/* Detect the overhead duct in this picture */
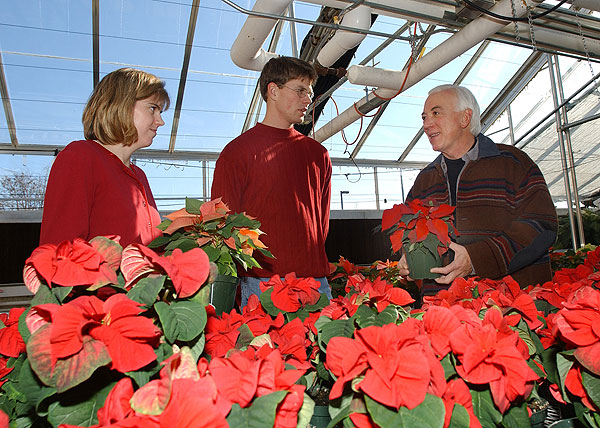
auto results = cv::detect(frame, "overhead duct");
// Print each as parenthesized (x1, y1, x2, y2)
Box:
(230, 0, 291, 71)
(316, 5, 372, 67)
(313, 0, 544, 143)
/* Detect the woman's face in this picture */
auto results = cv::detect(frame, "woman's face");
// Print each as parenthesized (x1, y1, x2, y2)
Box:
(132, 94, 165, 149)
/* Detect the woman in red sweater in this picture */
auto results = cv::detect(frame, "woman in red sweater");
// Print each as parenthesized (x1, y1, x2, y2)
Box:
(40, 68, 170, 247)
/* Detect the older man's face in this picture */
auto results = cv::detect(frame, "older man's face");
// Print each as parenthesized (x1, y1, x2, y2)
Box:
(421, 90, 467, 158)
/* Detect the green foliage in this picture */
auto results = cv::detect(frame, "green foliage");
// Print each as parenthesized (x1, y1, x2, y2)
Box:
(555, 209, 600, 250)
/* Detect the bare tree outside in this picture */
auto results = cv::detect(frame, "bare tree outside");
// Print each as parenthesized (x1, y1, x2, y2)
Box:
(0, 171, 46, 210)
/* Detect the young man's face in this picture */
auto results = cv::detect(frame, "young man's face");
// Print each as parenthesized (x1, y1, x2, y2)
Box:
(271, 77, 313, 128)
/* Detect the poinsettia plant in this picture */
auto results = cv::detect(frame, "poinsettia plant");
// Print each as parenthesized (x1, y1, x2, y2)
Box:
(150, 197, 273, 277)
(382, 198, 458, 279)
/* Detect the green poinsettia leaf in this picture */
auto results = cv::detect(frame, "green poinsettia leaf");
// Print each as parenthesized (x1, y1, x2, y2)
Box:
(297, 393, 315, 428)
(189, 334, 206, 362)
(46, 375, 116, 427)
(156, 218, 172, 232)
(30, 283, 59, 306)
(374, 305, 398, 326)
(185, 197, 203, 214)
(154, 300, 207, 343)
(165, 237, 198, 253)
(447, 403, 470, 428)
(18, 358, 56, 410)
(352, 304, 377, 328)
(127, 275, 165, 306)
(18, 307, 32, 344)
(235, 324, 255, 350)
(501, 400, 529, 428)
(582, 370, 600, 409)
(226, 390, 288, 428)
(259, 288, 282, 317)
(440, 353, 458, 379)
(201, 245, 220, 263)
(227, 213, 261, 229)
(53, 337, 112, 393)
(541, 346, 560, 385)
(557, 351, 576, 402)
(148, 233, 173, 248)
(317, 319, 355, 352)
(52, 286, 73, 304)
(365, 394, 445, 427)
(470, 388, 502, 427)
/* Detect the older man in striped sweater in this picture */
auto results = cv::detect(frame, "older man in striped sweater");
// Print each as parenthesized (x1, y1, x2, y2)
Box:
(400, 84, 557, 293)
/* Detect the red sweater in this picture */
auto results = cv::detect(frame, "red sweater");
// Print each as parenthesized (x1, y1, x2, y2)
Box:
(211, 123, 331, 278)
(40, 140, 162, 247)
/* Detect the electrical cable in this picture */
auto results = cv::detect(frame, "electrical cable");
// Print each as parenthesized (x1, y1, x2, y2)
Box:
(461, 0, 569, 23)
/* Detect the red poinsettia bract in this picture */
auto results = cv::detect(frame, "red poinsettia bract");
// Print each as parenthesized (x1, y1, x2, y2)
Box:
(23, 237, 121, 292)
(553, 286, 600, 376)
(27, 294, 160, 373)
(382, 199, 456, 253)
(121, 244, 210, 298)
(449, 308, 539, 413)
(327, 320, 445, 410)
(0, 307, 26, 357)
(260, 272, 321, 312)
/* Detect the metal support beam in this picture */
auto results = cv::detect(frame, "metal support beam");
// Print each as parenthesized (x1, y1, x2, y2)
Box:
(0, 51, 18, 147)
(548, 53, 578, 251)
(553, 54, 585, 247)
(399, 39, 490, 162)
(351, 24, 436, 160)
(168, 0, 200, 153)
(92, 0, 100, 88)
(374, 166, 380, 210)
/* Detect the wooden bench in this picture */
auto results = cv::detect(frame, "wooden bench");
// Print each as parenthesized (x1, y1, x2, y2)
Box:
(0, 283, 34, 313)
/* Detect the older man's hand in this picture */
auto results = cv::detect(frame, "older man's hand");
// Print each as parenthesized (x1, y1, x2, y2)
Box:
(398, 253, 410, 278)
(430, 242, 473, 284)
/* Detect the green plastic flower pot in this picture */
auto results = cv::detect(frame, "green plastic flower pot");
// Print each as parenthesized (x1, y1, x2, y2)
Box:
(404, 247, 442, 279)
(209, 274, 239, 316)
(548, 418, 580, 428)
(308, 405, 331, 428)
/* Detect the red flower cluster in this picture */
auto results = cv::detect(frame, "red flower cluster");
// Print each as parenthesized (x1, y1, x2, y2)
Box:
(449, 308, 539, 413)
(23, 237, 121, 292)
(0, 307, 26, 358)
(26, 294, 161, 373)
(381, 198, 456, 254)
(327, 320, 445, 410)
(207, 346, 307, 428)
(121, 244, 210, 298)
(260, 272, 321, 312)
(345, 274, 414, 311)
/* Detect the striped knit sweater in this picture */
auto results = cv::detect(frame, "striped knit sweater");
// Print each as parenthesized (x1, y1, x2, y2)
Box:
(407, 134, 557, 289)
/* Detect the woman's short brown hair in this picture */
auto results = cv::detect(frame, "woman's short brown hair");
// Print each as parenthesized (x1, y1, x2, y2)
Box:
(259, 57, 317, 101)
(82, 68, 170, 146)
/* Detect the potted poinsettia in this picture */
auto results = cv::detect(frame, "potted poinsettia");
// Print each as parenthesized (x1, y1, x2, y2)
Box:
(150, 197, 273, 314)
(382, 198, 457, 279)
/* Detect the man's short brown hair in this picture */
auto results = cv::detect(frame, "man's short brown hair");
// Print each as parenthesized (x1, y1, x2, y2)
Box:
(259, 57, 317, 101)
(82, 68, 170, 146)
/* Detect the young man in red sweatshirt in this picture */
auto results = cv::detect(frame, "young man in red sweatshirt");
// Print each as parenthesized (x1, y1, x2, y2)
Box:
(211, 56, 332, 306)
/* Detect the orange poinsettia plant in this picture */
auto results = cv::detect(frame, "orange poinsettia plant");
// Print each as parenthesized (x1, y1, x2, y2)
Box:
(150, 197, 273, 277)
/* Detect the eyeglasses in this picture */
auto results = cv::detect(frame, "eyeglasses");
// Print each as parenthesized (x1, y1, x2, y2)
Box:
(280, 85, 314, 100)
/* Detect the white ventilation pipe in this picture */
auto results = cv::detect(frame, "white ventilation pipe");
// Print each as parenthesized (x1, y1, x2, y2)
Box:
(313, 0, 544, 142)
(302, 0, 454, 23)
(512, 23, 600, 57)
(230, 0, 292, 71)
(316, 5, 372, 67)
(568, 0, 600, 12)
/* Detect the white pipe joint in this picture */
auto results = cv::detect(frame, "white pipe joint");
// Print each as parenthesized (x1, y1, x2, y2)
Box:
(230, 0, 292, 71)
(316, 5, 372, 67)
